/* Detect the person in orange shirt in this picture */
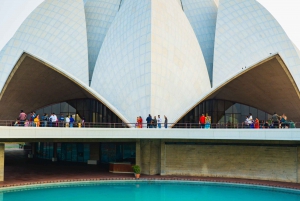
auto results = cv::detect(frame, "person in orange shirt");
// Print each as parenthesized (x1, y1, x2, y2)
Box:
(254, 117, 259, 129)
(199, 114, 206, 129)
(138, 116, 143, 128)
(34, 115, 40, 127)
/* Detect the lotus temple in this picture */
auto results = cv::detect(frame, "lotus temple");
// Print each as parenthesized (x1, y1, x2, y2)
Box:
(0, 0, 299, 187)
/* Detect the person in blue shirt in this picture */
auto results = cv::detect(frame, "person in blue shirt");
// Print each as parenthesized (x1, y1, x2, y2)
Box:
(59, 114, 65, 127)
(146, 114, 152, 128)
(70, 115, 75, 128)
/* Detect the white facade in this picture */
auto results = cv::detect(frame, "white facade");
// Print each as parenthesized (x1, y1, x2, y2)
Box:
(181, 0, 217, 84)
(0, 0, 300, 124)
(0, 0, 89, 87)
(84, 0, 120, 82)
(213, 0, 300, 88)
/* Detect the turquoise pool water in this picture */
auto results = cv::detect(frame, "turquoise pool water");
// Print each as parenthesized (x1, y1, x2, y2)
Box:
(1, 181, 300, 201)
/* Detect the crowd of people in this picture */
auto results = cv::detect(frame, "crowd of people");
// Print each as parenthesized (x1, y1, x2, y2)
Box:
(243, 112, 294, 129)
(15, 110, 85, 127)
(13, 110, 294, 129)
(136, 114, 168, 128)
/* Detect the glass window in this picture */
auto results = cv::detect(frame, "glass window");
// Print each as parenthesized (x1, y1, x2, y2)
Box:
(60, 102, 69, 112)
(232, 103, 240, 113)
(51, 103, 60, 114)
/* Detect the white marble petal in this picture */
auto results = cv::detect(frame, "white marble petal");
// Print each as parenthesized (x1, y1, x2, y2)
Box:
(92, 0, 210, 124)
(181, 0, 217, 84)
(0, 0, 89, 91)
(213, 0, 300, 89)
(84, 0, 121, 83)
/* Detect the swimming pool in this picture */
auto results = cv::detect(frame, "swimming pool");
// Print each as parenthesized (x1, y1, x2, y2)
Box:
(1, 181, 300, 201)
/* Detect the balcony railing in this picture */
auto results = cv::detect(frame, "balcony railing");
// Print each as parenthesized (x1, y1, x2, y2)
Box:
(0, 120, 298, 129)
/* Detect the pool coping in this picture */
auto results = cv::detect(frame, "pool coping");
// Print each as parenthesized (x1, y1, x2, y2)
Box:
(1, 177, 300, 192)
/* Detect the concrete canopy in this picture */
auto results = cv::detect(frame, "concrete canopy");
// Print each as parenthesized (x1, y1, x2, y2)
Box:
(0, 53, 126, 121)
(205, 54, 300, 122)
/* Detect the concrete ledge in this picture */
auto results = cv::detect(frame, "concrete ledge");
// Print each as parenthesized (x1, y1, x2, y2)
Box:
(0, 127, 299, 141)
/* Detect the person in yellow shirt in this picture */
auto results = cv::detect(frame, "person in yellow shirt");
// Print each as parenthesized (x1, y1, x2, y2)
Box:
(34, 115, 40, 127)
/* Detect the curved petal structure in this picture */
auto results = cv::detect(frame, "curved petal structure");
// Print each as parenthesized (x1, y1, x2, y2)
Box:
(91, 0, 152, 123)
(0, 0, 89, 92)
(0, 0, 44, 51)
(84, 0, 121, 83)
(181, 0, 218, 84)
(91, 0, 210, 123)
(213, 0, 300, 89)
(151, 0, 210, 123)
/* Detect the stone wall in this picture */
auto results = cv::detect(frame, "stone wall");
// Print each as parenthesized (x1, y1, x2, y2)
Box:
(161, 143, 298, 182)
(140, 140, 161, 175)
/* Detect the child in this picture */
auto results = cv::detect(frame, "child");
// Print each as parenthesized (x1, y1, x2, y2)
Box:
(24, 120, 29, 127)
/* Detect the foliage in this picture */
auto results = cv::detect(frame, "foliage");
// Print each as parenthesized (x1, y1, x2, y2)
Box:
(132, 165, 141, 174)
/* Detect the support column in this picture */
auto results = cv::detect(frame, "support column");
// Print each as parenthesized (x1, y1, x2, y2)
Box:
(52, 143, 57, 162)
(140, 139, 161, 175)
(0, 143, 4, 181)
(297, 146, 300, 183)
(88, 143, 100, 165)
(135, 139, 141, 166)
(160, 140, 166, 175)
(28, 143, 35, 158)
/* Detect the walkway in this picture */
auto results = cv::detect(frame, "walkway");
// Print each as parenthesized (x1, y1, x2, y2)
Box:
(2, 149, 300, 190)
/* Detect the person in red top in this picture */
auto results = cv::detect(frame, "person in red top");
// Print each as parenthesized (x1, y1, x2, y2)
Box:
(254, 118, 260, 129)
(199, 114, 206, 129)
(138, 116, 143, 128)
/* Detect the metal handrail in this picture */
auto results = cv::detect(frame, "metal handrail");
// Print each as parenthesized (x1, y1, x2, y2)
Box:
(1, 120, 299, 129)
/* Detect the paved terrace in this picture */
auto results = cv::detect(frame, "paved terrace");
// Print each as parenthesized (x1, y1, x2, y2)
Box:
(0, 127, 300, 141)
(2, 149, 300, 190)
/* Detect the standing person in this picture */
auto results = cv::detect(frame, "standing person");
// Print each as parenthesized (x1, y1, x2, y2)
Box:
(164, 115, 168, 129)
(254, 117, 259, 129)
(70, 115, 75, 128)
(272, 112, 279, 128)
(53, 113, 58, 127)
(199, 114, 205, 129)
(81, 117, 85, 127)
(59, 114, 65, 127)
(244, 116, 249, 128)
(146, 114, 152, 128)
(65, 115, 70, 127)
(136, 117, 139, 128)
(51, 113, 57, 127)
(24, 119, 29, 127)
(43, 113, 48, 127)
(18, 110, 27, 126)
(139, 116, 143, 128)
(248, 113, 253, 127)
(34, 115, 40, 127)
(153, 116, 157, 128)
(157, 115, 162, 128)
(263, 120, 269, 128)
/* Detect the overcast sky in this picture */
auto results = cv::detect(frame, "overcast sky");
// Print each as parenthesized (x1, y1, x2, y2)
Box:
(0, 0, 299, 51)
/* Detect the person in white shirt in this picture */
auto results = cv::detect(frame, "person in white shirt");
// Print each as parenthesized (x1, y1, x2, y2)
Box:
(244, 116, 249, 128)
(65, 115, 70, 127)
(51, 113, 57, 127)
(248, 113, 253, 126)
(157, 115, 162, 128)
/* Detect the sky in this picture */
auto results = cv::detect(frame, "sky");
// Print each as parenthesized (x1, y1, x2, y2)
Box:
(0, 0, 299, 51)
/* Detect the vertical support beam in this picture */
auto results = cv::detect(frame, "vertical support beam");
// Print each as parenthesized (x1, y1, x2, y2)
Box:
(135, 139, 141, 166)
(28, 143, 35, 158)
(52, 143, 57, 162)
(297, 146, 300, 183)
(140, 139, 161, 175)
(0, 143, 4, 181)
(88, 142, 100, 165)
(160, 140, 166, 175)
